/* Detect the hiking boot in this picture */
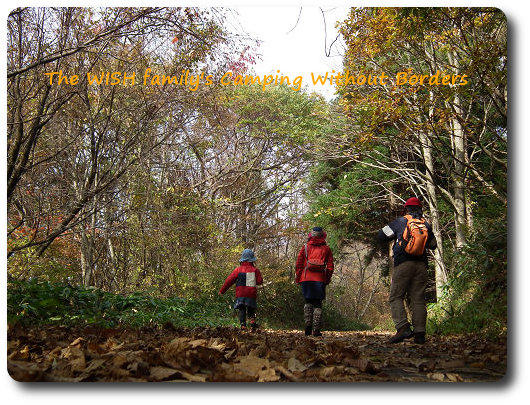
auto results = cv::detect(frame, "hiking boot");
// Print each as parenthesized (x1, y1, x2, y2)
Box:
(414, 332, 425, 344)
(388, 324, 413, 343)
(304, 304, 313, 336)
(312, 308, 322, 337)
(240, 324, 247, 331)
(250, 321, 259, 330)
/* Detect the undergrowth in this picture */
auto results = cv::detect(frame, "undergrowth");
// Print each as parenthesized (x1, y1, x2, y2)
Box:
(7, 278, 369, 331)
(426, 221, 507, 339)
(7, 278, 238, 329)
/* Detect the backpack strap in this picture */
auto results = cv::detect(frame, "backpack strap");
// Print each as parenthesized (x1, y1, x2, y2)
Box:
(399, 216, 409, 246)
(303, 244, 308, 279)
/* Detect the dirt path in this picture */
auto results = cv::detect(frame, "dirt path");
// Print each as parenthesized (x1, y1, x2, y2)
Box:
(7, 325, 507, 382)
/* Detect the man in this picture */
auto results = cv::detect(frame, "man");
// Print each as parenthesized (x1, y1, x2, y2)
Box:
(295, 227, 334, 337)
(378, 197, 437, 344)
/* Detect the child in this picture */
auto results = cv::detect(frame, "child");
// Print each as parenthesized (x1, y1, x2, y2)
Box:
(295, 227, 334, 337)
(219, 249, 263, 330)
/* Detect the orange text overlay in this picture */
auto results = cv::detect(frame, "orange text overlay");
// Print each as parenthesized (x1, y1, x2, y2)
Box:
(44, 69, 468, 91)
(311, 70, 468, 86)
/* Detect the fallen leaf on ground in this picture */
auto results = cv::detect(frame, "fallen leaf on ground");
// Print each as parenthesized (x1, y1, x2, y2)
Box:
(7, 325, 507, 382)
(428, 372, 446, 381)
(288, 357, 307, 372)
(150, 366, 179, 381)
(446, 373, 464, 382)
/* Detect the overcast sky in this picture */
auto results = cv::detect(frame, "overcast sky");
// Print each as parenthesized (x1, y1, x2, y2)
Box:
(227, 6, 351, 100)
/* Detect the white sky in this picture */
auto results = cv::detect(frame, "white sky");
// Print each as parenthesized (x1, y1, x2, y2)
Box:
(227, 6, 350, 100)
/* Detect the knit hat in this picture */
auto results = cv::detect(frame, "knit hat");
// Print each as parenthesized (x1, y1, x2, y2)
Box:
(404, 197, 422, 208)
(311, 227, 324, 238)
(239, 248, 257, 262)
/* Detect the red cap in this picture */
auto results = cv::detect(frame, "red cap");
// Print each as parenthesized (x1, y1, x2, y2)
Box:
(404, 197, 422, 207)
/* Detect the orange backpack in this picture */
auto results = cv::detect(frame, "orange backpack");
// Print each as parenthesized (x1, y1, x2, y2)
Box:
(400, 215, 428, 256)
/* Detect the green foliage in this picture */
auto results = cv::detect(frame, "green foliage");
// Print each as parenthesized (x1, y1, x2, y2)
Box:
(224, 83, 329, 145)
(258, 278, 305, 328)
(427, 220, 507, 338)
(7, 277, 372, 332)
(322, 303, 372, 332)
(256, 275, 371, 331)
(7, 278, 238, 329)
(304, 154, 392, 253)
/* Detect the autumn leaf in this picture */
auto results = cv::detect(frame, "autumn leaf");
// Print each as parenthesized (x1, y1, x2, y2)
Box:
(446, 373, 464, 382)
(287, 357, 307, 373)
(60, 346, 86, 372)
(176, 370, 207, 382)
(428, 372, 446, 382)
(84, 358, 107, 374)
(7, 325, 507, 382)
(258, 367, 280, 382)
(150, 366, 180, 381)
(111, 352, 128, 368)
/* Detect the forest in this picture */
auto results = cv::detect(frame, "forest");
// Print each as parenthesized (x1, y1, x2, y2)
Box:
(7, 7, 507, 382)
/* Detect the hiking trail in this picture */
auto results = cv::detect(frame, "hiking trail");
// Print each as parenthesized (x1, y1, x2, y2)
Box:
(7, 325, 507, 382)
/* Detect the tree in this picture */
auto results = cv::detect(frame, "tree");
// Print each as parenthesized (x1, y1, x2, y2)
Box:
(325, 7, 507, 296)
(7, 7, 239, 261)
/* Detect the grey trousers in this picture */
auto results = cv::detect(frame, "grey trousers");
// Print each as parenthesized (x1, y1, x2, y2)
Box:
(389, 261, 428, 333)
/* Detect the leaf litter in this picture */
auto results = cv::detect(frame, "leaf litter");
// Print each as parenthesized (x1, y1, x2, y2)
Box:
(7, 325, 506, 382)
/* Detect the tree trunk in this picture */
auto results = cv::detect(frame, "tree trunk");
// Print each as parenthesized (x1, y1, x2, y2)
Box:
(420, 130, 447, 298)
(419, 86, 448, 298)
(80, 178, 98, 287)
(107, 237, 117, 291)
(388, 187, 397, 278)
(448, 51, 467, 248)
(80, 231, 94, 286)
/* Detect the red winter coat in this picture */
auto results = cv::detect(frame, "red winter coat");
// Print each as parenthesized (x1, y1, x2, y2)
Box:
(219, 261, 263, 299)
(295, 234, 334, 284)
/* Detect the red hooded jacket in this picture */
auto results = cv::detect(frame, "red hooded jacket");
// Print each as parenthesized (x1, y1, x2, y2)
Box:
(295, 233, 334, 284)
(219, 261, 263, 299)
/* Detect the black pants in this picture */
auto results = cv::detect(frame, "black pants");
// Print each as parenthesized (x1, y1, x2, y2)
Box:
(238, 305, 256, 326)
(305, 298, 322, 308)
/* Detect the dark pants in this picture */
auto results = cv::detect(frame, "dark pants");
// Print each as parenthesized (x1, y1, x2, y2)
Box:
(389, 261, 428, 332)
(301, 281, 326, 301)
(238, 305, 256, 326)
(305, 298, 322, 308)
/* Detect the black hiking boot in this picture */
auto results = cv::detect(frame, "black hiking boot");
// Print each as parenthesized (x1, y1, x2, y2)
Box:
(305, 325, 312, 336)
(414, 332, 425, 344)
(388, 324, 413, 343)
(312, 330, 322, 337)
(250, 321, 259, 330)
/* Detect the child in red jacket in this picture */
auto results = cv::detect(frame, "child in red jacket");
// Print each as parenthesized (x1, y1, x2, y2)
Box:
(295, 227, 334, 336)
(219, 249, 263, 329)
